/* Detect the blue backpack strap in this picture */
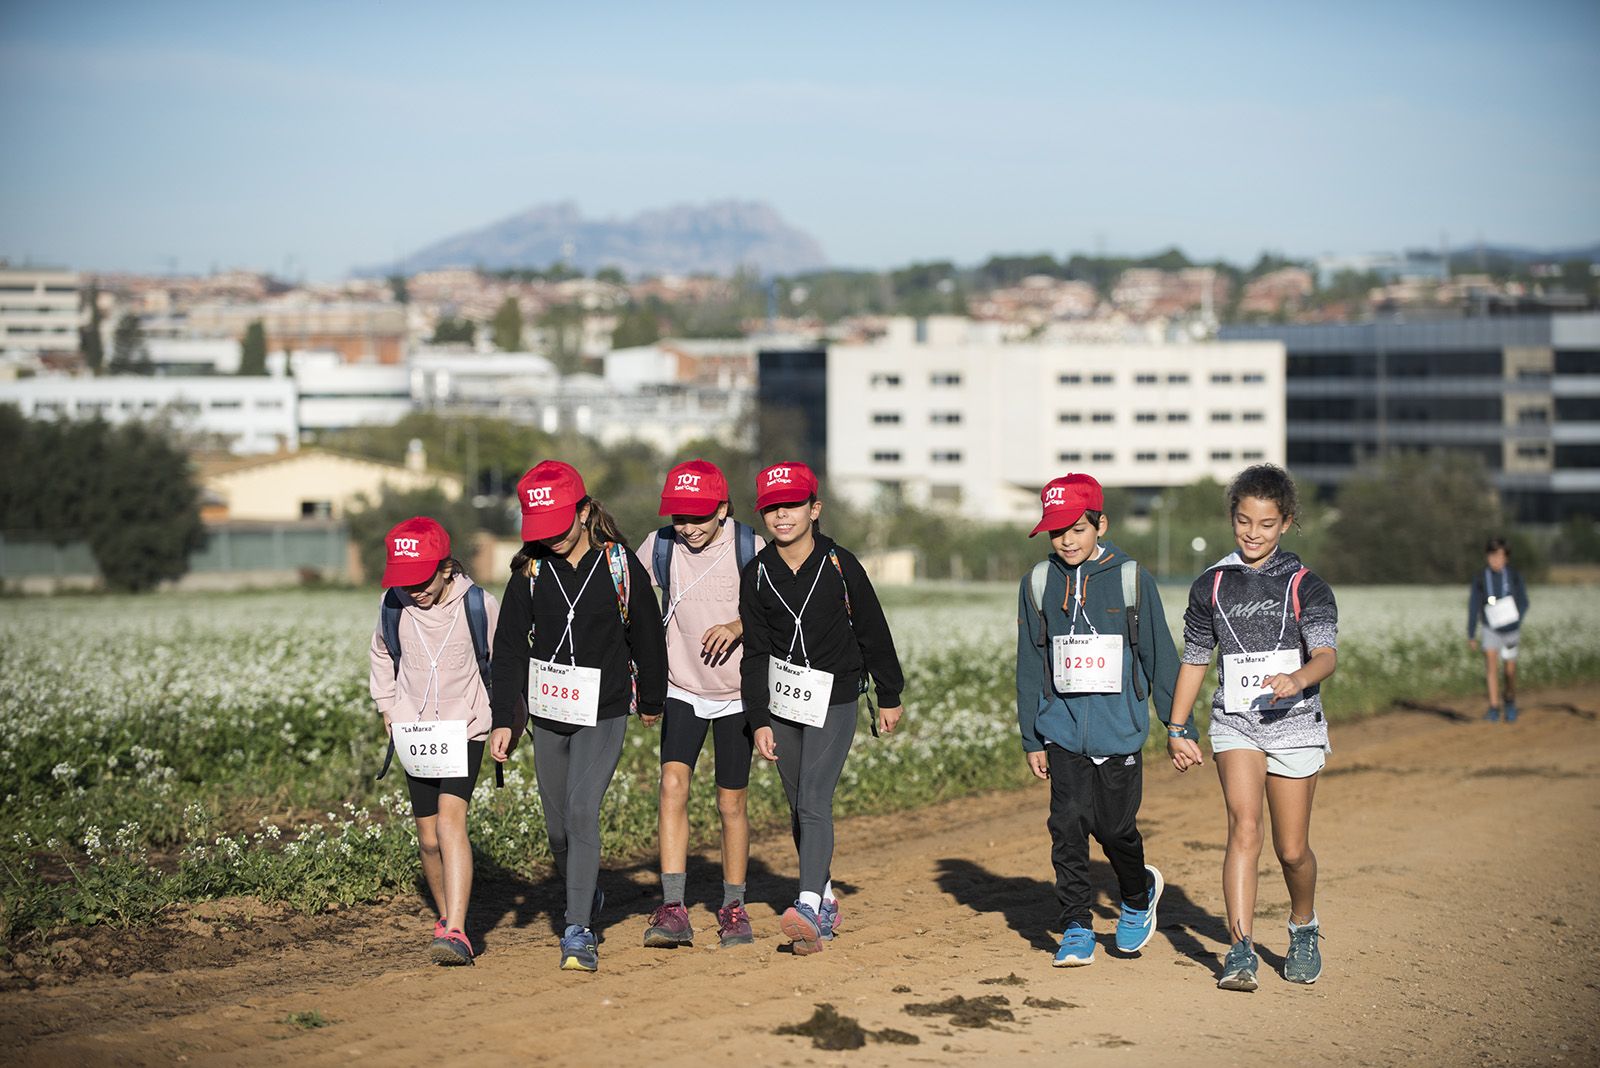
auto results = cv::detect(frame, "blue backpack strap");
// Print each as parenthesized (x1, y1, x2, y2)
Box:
(652, 525, 674, 614)
(734, 521, 756, 572)
(603, 542, 640, 714)
(375, 589, 407, 780)
(464, 584, 492, 699)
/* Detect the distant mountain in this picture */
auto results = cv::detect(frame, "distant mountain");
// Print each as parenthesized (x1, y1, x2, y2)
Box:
(367, 200, 827, 278)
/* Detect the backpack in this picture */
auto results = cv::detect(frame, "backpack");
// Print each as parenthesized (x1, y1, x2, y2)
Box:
(650, 520, 758, 615)
(528, 542, 639, 716)
(374, 583, 509, 785)
(1023, 557, 1148, 702)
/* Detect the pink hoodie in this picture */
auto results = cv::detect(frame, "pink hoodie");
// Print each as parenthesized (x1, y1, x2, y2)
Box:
(637, 519, 762, 700)
(369, 573, 499, 742)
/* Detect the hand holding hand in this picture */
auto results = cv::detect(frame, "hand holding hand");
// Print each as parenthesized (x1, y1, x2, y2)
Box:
(1168, 735, 1204, 773)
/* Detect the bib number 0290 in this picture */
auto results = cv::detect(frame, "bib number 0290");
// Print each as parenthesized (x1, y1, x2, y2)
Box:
(1050, 633, 1123, 693)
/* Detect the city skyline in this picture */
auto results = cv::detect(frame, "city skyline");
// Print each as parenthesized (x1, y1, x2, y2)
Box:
(2, 1, 1597, 279)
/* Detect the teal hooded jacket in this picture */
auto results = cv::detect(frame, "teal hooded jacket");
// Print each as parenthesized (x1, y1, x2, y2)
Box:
(1015, 540, 1181, 758)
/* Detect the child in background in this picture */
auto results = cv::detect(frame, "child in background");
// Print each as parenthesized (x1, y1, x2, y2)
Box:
(1166, 463, 1338, 992)
(740, 462, 905, 955)
(1015, 474, 1178, 968)
(1468, 537, 1530, 722)
(369, 516, 498, 967)
(638, 459, 763, 949)
(488, 461, 667, 973)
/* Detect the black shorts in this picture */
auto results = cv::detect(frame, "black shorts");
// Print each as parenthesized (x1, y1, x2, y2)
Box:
(405, 738, 486, 818)
(659, 697, 754, 790)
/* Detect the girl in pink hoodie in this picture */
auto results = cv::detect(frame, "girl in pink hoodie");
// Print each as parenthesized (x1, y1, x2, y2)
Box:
(369, 516, 499, 966)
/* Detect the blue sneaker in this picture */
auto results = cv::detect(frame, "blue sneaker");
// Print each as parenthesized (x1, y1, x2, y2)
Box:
(1282, 922, 1323, 984)
(1217, 938, 1258, 991)
(559, 924, 598, 972)
(1053, 923, 1095, 967)
(818, 897, 840, 941)
(1484, 706, 1501, 722)
(780, 901, 825, 956)
(1504, 701, 1519, 723)
(1115, 864, 1164, 953)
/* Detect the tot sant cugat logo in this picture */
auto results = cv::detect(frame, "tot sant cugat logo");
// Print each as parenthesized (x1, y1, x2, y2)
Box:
(393, 537, 421, 557)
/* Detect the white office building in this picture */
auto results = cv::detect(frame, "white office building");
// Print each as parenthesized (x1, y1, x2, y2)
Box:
(0, 375, 298, 454)
(828, 317, 1286, 522)
(266, 351, 411, 434)
(0, 267, 84, 356)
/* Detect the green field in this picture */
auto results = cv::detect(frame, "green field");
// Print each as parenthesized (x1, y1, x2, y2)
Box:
(3, 582, 1597, 938)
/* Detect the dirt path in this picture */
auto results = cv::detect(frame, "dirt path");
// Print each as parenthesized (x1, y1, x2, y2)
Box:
(4, 687, 1599, 1067)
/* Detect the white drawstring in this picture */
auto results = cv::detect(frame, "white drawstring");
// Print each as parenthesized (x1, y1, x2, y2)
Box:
(759, 559, 828, 667)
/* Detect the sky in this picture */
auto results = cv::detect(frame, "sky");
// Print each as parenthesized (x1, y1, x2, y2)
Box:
(1, 0, 1597, 279)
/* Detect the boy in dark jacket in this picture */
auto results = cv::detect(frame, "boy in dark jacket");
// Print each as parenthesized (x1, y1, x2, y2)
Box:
(1015, 473, 1182, 967)
(1467, 537, 1530, 722)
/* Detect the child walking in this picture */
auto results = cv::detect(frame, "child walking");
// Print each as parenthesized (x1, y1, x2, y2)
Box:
(488, 461, 667, 973)
(1015, 474, 1179, 968)
(638, 459, 763, 949)
(369, 516, 497, 966)
(1165, 463, 1338, 991)
(1468, 537, 1529, 722)
(739, 462, 905, 955)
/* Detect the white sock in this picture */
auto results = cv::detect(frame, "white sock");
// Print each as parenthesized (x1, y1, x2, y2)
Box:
(822, 881, 835, 903)
(799, 891, 822, 912)
(1289, 911, 1319, 931)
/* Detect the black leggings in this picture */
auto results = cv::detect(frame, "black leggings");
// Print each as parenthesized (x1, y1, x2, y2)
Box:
(406, 739, 486, 818)
(658, 697, 755, 789)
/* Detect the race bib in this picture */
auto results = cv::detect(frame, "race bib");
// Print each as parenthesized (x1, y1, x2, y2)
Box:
(1222, 648, 1304, 717)
(1051, 633, 1123, 693)
(530, 659, 602, 727)
(393, 719, 468, 779)
(1484, 598, 1520, 629)
(767, 658, 833, 728)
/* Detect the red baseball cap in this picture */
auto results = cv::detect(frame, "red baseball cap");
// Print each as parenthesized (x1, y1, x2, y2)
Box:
(517, 460, 587, 542)
(381, 516, 450, 587)
(659, 459, 729, 516)
(1029, 473, 1105, 537)
(755, 461, 819, 510)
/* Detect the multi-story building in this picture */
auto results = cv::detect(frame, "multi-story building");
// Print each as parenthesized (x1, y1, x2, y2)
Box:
(185, 300, 407, 364)
(1221, 313, 1600, 522)
(0, 375, 297, 454)
(824, 317, 1285, 522)
(0, 266, 84, 356)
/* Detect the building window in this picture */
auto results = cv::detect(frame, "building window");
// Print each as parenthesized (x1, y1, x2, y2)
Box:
(930, 411, 963, 425)
(931, 372, 962, 387)
(301, 500, 333, 519)
(1058, 451, 1082, 463)
(1135, 373, 1157, 385)
(1210, 373, 1233, 384)
(210, 399, 242, 410)
(931, 450, 963, 464)
(1091, 412, 1114, 424)
(1242, 372, 1265, 384)
(1242, 450, 1265, 460)
(1211, 449, 1233, 461)
(1091, 373, 1114, 385)
(1091, 451, 1114, 462)
(1517, 408, 1550, 425)
(872, 411, 902, 425)
(1242, 411, 1265, 423)
(1516, 443, 1550, 459)
(1166, 412, 1189, 423)
(1058, 412, 1082, 424)
(1167, 373, 1190, 385)
(870, 372, 902, 387)
(872, 450, 901, 463)
(929, 484, 962, 504)
(1059, 373, 1082, 385)
(1211, 411, 1233, 423)
(256, 399, 284, 410)
(1135, 451, 1158, 462)
(1134, 412, 1157, 424)
(1168, 450, 1190, 462)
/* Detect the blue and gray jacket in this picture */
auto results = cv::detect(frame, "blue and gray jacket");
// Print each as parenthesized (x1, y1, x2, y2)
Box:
(1467, 565, 1529, 638)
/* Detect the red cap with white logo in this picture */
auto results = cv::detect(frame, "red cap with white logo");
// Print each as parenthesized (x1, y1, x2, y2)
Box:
(1029, 473, 1105, 537)
(517, 460, 587, 542)
(381, 516, 450, 587)
(659, 459, 729, 516)
(755, 461, 819, 510)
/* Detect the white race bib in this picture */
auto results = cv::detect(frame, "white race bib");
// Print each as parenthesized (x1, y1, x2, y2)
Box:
(1051, 633, 1123, 693)
(393, 719, 469, 779)
(1222, 648, 1304, 717)
(1484, 598, 1520, 629)
(530, 659, 602, 727)
(767, 658, 833, 728)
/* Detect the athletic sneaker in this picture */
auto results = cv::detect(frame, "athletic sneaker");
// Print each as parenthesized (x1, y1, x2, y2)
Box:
(819, 897, 841, 940)
(1115, 864, 1165, 953)
(1217, 938, 1259, 991)
(717, 901, 754, 947)
(433, 917, 447, 940)
(643, 902, 694, 948)
(1504, 701, 1519, 723)
(429, 928, 474, 966)
(780, 901, 825, 956)
(1484, 706, 1501, 722)
(1283, 924, 1323, 984)
(559, 924, 599, 972)
(1053, 923, 1095, 967)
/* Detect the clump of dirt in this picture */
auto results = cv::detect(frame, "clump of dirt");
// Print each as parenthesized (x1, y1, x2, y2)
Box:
(873, 1029, 920, 1045)
(903, 994, 1015, 1028)
(891, 984, 911, 993)
(1469, 766, 1581, 779)
(1023, 996, 1076, 1010)
(979, 973, 1027, 986)
(776, 1004, 867, 1050)
(1183, 840, 1225, 852)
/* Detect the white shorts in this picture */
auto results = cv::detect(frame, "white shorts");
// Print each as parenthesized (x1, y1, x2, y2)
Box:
(1481, 627, 1520, 662)
(1210, 735, 1328, 778)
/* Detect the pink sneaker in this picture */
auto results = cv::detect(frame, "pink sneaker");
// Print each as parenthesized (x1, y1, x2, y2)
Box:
(717, 901, 754, 947)
(433, 917, 447, 940)
(430, 928, 474, 966)
(780, 902, 825, 956)
(643, 902, 694, 948)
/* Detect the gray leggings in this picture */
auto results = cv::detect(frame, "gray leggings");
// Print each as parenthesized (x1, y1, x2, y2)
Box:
(770, 701, 858, 897)
(532, 715, 628, 928)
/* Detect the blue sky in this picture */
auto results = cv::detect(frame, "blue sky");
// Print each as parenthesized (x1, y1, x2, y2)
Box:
(2, 1, 1596, 278)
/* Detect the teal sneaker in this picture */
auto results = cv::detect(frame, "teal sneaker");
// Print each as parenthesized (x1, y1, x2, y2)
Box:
(1283, 923, 1323, 984)
(559, 924, 599, 972)
(1053, 923, 1095, 967)
(1217, 938, 1258, 991)
(1115, 865, 1164, 953)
